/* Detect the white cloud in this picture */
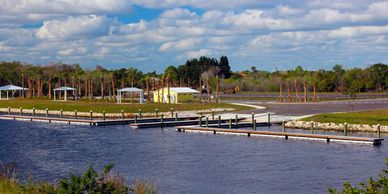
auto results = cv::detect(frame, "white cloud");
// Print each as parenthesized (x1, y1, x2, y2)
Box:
(1, 0, 388, 71)
(36, 15, 112, 40)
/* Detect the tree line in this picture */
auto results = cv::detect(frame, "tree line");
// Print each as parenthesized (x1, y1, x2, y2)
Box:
(0, 57, 387, 101)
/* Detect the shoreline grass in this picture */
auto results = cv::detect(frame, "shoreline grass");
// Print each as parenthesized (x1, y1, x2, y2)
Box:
(301, 109, 388, 125)
(0, 99, 252, 113)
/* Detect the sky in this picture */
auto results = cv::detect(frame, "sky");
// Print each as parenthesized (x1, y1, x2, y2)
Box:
(1, 0, 388, 72)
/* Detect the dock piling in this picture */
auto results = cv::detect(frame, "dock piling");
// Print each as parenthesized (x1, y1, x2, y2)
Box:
(75, 110, 78, 119)
(161, 115, 164, 128)
(155, 109, 159, 117)
(377, 124, 381, 139)
(19, 107, 22, 116)
(311, 121, 314, 134)
(251, 113, 254, 125)
(229, 118, 232, 129)
(32, 108, 36, 116)
(121, 110, 124, 119)
(267, 112, 271, 125)
(90, 111, 93, 120)
(175, 113, 178, 121)
(253, 119, 257, 130)
(344, 123, 348, 136)
(218, 115, 221, 127)
(199, 116, 202, 127)
(212, 111, 215, 120)
(205, 117, 208, 127)
(135, 115, 138, 124)
(235, 114, 238, 128)
(139, 109, 142, 118)
(45, 108, 48, 117)
(170, 108, 174, 117)
(60, 109, 63, 118)
(103, 111, 106, 120)
(282, 120, 285, 132)
(7, 107, 10, 115)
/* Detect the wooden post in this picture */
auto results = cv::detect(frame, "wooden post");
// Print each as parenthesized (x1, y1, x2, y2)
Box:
(155, 109, 159, 117)
(310, 121, 314, 134)
(175, 112, 178, 121)
(135, 115, 138, 124)
(8, 107, 10, 115)
(282, 120, 285, 132)
(253, 119, 257, 130)
(160, 115, 164, 128)
(103, 111, 106, 120)
(32, 108, 36, 116)
(170, 108, 174, 117)
(377, 124, 381, 139)
(90, 111, 93, 120)
(235, 114, 238, 128)
(212, 111, 215, 120)
(205, 117, 208, 127)
(45, 108, 48, 117)
(199, 116, 202, 127)
(218, 115, 221, 127)
(60, 109, 63, 118)
(344, 123, 348, 136)
(229, 118, 232, 129)
(75, 110, 78, 119)
(19, 107, 22, 116)
(139, 109, 142, 118)
(251, 113, 254, 124)
(121, 110, 124, 119)
(267, 112, 271, 125)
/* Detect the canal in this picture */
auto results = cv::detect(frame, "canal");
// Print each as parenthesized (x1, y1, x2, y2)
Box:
(0, 120, 387, 193)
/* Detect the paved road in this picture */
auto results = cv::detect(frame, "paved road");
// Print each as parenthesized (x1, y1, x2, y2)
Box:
(238, 98, 388, 116)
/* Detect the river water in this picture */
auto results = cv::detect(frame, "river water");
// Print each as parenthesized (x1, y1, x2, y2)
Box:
(0, 120, 387, 194)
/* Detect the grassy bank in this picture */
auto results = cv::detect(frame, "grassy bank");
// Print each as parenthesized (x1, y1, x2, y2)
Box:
(0, 99, 251, 113)
(301, 110, 388, 125)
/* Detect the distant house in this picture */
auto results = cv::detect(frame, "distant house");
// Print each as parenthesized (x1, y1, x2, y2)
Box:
(153, 87, 199, 104)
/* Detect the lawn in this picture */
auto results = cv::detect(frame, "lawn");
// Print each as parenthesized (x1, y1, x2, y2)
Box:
(0, 99, 251, 113)
(301, 110, 388, 125)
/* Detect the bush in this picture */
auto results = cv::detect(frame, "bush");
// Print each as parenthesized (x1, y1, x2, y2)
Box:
(328, 158, 388, 194)
(0, 162, 156, 194)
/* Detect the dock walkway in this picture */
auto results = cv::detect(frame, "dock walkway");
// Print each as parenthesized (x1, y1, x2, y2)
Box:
(0, 115, 199, 126)
(176, 126, 384, 145)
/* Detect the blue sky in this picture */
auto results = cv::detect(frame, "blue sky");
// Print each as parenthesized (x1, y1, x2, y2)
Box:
(0, 0, 388, 72)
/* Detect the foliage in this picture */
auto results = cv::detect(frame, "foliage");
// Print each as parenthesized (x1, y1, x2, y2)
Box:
(327, 158, 388, 194)
(0, 162, 156, 194)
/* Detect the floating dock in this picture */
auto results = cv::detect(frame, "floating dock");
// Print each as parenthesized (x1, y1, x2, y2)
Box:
(130, 118, 245, 129)
(0, 115, 200, 126)
(176, 126, 384, 145)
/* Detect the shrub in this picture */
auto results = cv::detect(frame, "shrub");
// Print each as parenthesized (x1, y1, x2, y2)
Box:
(328, 158, 388, 194)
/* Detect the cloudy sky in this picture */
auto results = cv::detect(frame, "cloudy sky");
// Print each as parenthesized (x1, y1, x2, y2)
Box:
(1, 0, 388, 72)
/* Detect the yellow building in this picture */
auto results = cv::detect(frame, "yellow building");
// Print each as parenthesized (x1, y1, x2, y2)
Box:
(153, 87, 199, 104)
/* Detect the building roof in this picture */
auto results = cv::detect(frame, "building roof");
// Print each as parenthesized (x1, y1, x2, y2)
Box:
(0, 85, 28, 91)
(163, 87, 199, 93)
(117, 87, 143, 92)
(53, 87, 77, 91)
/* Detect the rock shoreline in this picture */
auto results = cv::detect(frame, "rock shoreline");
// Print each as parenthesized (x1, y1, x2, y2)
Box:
(285, 120, 388, 133)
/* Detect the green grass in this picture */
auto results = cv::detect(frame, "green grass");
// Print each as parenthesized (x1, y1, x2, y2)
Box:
(301, 110, 388, 125)
(0, 99, 251, 113)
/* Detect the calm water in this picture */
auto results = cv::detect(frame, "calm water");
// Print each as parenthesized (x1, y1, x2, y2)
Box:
(0, 120, 387, 194)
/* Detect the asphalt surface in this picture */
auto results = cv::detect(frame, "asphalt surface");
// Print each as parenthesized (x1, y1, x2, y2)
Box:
(238, 98, 388, 116)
